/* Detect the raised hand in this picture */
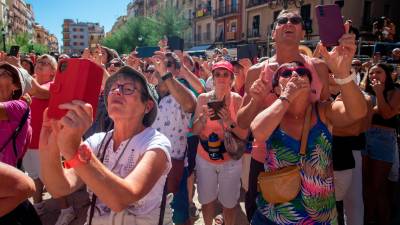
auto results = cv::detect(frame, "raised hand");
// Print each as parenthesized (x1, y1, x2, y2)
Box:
(56, 100, 93, 159)
(250, 70, 271, 103)
(371, 78, 384, 94)
(280, 75, 311, 102)
(319, 22, 356, 78)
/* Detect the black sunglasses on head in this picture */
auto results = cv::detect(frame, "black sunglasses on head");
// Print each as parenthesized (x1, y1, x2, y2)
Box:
(276, 16, 303, 25)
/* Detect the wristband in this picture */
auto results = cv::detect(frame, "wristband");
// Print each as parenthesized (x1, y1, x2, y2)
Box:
(63, 144, 92, 169)
(161, 72, 173, 81)
(333, 71, 356, 85)
(278, 96, 290, 104)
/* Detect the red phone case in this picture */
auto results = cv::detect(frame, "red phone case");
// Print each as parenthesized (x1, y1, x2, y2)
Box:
(315, 4, 344, 47)
(47, 58, 104, 120)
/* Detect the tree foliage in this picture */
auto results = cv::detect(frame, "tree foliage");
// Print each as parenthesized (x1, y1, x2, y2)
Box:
(102, 3, 189, 54)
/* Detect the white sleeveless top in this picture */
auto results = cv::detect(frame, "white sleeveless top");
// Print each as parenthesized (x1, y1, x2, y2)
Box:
(84, 127, 172, 216)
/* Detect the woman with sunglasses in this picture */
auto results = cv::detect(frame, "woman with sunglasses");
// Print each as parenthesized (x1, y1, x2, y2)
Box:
(361, 63, 400, 225)
(192, 61, 248, 225)
(39, 66, 173, 225)
(250, 36, 367, 224)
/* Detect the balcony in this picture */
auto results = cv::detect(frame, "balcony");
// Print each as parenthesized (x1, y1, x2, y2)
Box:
(194, 7, 212, 19)
(247, 28, 261, 38)
(226, 31, 236, 41)
(246, 0, 269, 8)
(214, 4, 239, 19)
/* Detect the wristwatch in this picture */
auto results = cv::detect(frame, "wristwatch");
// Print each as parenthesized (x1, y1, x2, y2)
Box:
(161, 72, 173, 81)
(64, 144, 92, 169)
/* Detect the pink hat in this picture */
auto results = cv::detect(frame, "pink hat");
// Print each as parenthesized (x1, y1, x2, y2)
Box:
(212, 60, 234, 74)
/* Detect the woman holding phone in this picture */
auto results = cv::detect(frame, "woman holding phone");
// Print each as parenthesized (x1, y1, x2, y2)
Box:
(192, 60, 248, 225)
(250, 26, 367, 224)
(361, 63, 400, 224)
(39, 66, 173, 225)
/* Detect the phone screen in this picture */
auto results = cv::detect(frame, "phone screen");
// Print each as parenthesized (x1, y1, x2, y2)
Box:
(9, 46, 20, 57)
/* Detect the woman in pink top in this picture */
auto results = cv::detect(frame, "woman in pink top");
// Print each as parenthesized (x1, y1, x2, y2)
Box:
(0, 63, 31, 167)
(192, 61, 248, 225)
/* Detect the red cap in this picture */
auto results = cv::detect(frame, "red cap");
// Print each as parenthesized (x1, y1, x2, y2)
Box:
(212, 60, 234, 74)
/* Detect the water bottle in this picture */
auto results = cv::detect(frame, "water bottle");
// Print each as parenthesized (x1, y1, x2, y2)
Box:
(208, 132, 223, 160)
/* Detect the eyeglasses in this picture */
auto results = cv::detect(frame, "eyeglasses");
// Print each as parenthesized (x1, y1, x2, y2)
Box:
(276, 16, 303, 25)
(36, 60, 52, 66)
(109, 83, 138, 95)
(279, 67, 311, 78)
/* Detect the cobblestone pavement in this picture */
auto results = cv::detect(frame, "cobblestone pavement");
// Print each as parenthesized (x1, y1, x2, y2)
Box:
(36, 186, 249, 225)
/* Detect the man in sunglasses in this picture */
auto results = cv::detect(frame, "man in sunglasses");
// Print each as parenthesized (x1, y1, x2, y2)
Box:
(237, 9, 333, 222)
(105, 58, 125, 75)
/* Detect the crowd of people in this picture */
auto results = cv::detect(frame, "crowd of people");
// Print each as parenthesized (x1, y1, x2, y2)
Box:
(1, 9, 400, 225)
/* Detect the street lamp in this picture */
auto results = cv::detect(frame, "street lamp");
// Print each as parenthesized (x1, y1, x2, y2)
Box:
(267, 0, 305, 9)
(1, 28, 6, 52)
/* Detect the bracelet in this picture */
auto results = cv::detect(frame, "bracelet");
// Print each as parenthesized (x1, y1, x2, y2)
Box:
(333, 71, 357, 85)
(278, 96, 290, 104)
(161, 72, 173, 81)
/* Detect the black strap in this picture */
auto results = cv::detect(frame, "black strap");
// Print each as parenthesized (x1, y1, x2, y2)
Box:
(88, 131, 113, 225)
(158, 183, 168, 225)
(0, 107, 30, 157)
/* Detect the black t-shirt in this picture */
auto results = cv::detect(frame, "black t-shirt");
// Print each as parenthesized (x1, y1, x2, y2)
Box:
(332, 134, 366, 171)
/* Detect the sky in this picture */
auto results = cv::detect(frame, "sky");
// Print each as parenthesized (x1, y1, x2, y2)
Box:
(26, 0, 132, 47)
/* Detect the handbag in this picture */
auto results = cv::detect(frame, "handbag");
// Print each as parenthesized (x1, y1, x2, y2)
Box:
(223, 129, 246, 160)
(257, 105, 312, 204)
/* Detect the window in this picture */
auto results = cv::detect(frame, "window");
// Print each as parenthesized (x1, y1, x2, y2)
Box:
(80, 42, 84, 46)
(300, 4, 311, 20)
(72, 28, 77, 32)
(73, 35, 77, 39)
(206, 23, 211, 40)
(80, 35, 84, 39)
(362, 1, 371, 27)
(197, 25, 202, 41)
(252, 15, 260, 36)
(230, 21, 237, 32)
(384, 4, 390, 17)
(73, 42, 77, 46)
(80, 28, 84, 32)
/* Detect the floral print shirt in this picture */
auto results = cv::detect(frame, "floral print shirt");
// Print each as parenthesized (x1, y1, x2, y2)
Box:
(257, 111, 338, 224)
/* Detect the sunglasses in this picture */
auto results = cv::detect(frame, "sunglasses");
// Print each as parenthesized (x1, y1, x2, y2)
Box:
(166, 61, 174, 68)
(276, 16, 303, 25)
(279, 67, 311, 78)
(106, 61, 123, 68)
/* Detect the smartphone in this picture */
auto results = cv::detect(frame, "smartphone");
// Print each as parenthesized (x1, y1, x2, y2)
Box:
(47, 58, 104, 120)
(168, 36, 184, 51)
(207, 99, 225, 120)
(9, 45, 20, 57)
(136, 46, 160, 58)
(315, 4, 344, 47)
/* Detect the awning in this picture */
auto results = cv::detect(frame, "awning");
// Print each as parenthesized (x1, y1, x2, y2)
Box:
(186, 44, 213, 52)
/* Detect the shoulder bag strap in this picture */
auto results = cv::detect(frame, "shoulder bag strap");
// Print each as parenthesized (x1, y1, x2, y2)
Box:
(299, 105, 313, 156)
(158, 183, 168, 225)
(88, 131, 113, 225)
(0, 107, 30, 155)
